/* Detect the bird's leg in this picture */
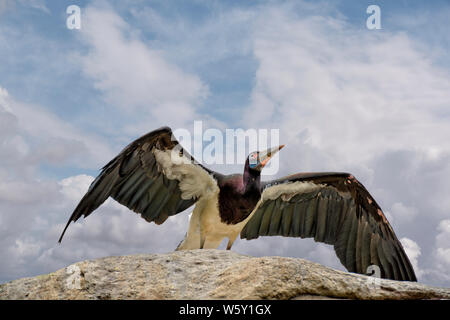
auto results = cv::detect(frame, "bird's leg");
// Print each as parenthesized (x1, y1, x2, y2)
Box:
(226, 234, 238, 250)
(200, 234, 206, 249)
(202, 236, 224, 249)
(176, 208, 203, 250)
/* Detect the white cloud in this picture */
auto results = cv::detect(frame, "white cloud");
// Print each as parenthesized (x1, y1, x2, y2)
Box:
(244, 8, 450, 169)
(129, 5, 255, 67)
(436, 220, 450, 247)
(0, 0, 49, 15)
(387, 202, 419, 225)
(12, 239, 42, 261)
(78, 5, 209, 133)
(0, 87, 114, 169)
(415, 220, 450, 286)
(436, 248, 450, 269)
(434, 220, 450, 272)
(0, 87, 116, 282)
(20, 0, 49, 13)
(59, 174, 95, 202)
(400, 237, 422, 278)
(306, 243, 344, 271)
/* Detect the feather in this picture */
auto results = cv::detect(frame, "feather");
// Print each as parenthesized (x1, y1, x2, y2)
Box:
(314, 196, 328, 242)
(324, 194, 339, 244)
(259, 201, 276, 236)
(128, 177, 155, 211)
(377, 239, 392, 279)
(345, 204, 358, 272)
(268, 199, 283, 236)
(281, 203, 294, 237)
(304, 197, 318, 238)
(113, 169, 146, 202)
(360, 220, 372, 275)
(242, 203, 266, 239)
(293, 200, 308, 237)
(355, 213, 369, 274)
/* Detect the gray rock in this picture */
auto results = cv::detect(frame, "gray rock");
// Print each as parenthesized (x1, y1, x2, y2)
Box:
(1, 249, 449, 300)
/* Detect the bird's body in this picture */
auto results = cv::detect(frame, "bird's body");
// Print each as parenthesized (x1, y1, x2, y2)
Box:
(59, 127, 417, 282)
(160, 151, 263, 251)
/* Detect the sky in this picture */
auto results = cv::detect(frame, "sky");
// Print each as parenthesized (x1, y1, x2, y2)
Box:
(0, 0, 450, 287)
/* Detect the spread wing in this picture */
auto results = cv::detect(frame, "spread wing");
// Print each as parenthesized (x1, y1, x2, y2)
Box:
(241, 172, 417, 281)
(59, 126, 219, 242)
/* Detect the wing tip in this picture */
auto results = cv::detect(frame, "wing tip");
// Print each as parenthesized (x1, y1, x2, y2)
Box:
(57, 221, 70, 243)
(58, 208, 83, 243)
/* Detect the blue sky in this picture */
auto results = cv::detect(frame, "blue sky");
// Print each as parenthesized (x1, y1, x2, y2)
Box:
(1, 0, 450, 287)
(2, 0, 448, 144)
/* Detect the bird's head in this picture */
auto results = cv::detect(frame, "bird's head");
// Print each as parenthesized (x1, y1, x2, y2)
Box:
(246, 145, 285, 172)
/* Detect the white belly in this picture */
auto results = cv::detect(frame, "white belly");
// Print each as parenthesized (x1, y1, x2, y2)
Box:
(176, 193, 250, 250)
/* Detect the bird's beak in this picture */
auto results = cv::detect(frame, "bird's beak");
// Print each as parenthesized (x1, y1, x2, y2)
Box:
(259, 145, 285, 168)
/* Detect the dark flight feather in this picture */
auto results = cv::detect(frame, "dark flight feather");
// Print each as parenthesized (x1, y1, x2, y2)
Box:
(58, 127, 210, 243)
(241, 172, 417, 281)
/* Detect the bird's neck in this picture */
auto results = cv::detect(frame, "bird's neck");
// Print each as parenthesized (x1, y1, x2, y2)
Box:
(243, 163, 261, 194)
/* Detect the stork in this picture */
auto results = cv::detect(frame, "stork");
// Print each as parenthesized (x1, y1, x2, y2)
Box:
(59, 127, 417, 281)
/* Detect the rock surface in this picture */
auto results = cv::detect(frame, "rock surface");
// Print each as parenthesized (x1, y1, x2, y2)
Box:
(1, 249, 449, 300)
